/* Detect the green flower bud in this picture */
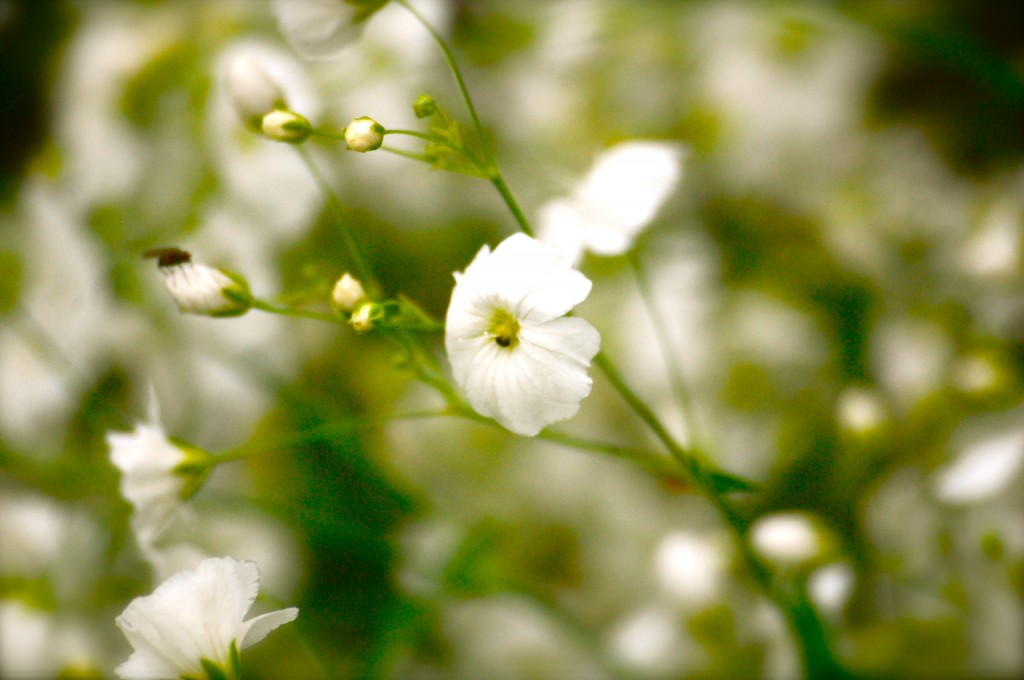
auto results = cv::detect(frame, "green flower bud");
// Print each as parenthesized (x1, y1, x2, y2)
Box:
(413, 94, 437, 119)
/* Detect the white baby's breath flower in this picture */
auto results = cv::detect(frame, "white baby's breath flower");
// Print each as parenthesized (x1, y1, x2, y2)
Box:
(147, 248, 252, 317)
(107, 389, 210, 547)
(538, 141, 684, 263)
(225, 54, 287, 131)
(445, 233, 601, 436)
(115, 556, 298, 680)
(272, 0, 390, 61)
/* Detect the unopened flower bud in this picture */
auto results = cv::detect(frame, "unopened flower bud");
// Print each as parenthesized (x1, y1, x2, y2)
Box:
(350, 302, 378, 333)
(261, 109, 312, 143)
(226, 55, 287, 131)
(413, 94, 436, 119)
(330, 273, 367, 313)
(144, 247, 252, 317)
(344, 116, 384, 152)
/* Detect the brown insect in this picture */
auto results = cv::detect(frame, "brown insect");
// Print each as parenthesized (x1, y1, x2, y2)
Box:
(142, 247, 192, 268)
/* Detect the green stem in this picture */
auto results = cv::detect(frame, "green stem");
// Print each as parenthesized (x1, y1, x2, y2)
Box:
(397, 0, 488, 158)
(384, 128, 433, 141)
(490, 173, 535, 237)
(294, 146, 380, 297)
(627, 252, 703, 449)
(311, 127, 346, 141)
(213, 409, 449, 465)
(252, 298, 340, 325)
(381, 146, 434, 164)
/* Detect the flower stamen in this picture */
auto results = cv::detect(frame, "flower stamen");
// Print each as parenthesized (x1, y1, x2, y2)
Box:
(489, 309, 520, 349)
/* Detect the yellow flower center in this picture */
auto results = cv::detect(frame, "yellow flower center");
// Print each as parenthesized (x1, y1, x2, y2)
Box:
(489, 309, 520, 349)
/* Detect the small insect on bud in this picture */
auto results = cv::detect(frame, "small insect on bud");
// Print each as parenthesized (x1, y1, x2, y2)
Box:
(330, 273, 367, 313)
(412, 94, 436, 119)
(144, 247, 252, 317)
(261, 109, 313, 143)
(344, 116, 385, 153)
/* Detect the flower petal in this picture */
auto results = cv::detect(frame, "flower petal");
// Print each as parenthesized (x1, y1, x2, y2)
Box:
(240, 607, 300, 650)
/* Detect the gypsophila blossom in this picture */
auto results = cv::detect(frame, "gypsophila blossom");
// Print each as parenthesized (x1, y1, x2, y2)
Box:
(115, 556, 298, 680)
(445, 233, 601, 436)
(146, 247, 252, 317)
(272, 0, 390, 61)
(537, 141, 684, 263)
(225, 54, 287, 131)
(107, 389, 211, 548)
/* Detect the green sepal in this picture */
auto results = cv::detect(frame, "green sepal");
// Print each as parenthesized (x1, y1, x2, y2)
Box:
(228, 640, 242, 680)
(706, 469, 759, 494)
(198, 657, 229, 680)
(171, 439, 214, 501)
(346, 0, 391, 25)
(212, 270, 253, 318)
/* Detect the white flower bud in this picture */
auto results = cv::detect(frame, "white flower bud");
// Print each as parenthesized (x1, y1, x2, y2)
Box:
(750, 512, 824, 568)
(344, 116, 384, 153)
(226, 55, 287, 130)
(145, 248, 252, 317)
(330, 273, 366, 313)
(261, 109, 312, 143)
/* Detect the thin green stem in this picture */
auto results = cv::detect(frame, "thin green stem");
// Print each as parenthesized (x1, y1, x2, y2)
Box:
(397, 0, 488, 158)
(384, 128, 433, 141)
(490, 173, 535, 237)
(252, 298, 340, 325)
(213, 409, 450, 465)
(294, 146, 379, 296)
(381, 146, 434, 164)
(627, 252, 703, 449)
(311, 127, 346, 141)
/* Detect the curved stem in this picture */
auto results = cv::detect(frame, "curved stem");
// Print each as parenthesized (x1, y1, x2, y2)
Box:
(396, 0, 488, 158)
(384, 128, 433, 141)
(490, 173, 535, 237)
(627, 252, 703, 448)
(213, 409, 450, 465)
(381, 146, 434, 164)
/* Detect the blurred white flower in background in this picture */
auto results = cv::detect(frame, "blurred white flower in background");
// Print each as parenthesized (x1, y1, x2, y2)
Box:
(445, 233, 601, 436)
(225, 54, 288, 130)
(272, 0, 389, 61)
(750, 511, 824, 568)
(115, 557, 298, 680)
(538, 141, 684, 263)
(933, 424, 1024, 505)
(107, 389, 211, 548)
(653, 530, 727, 608)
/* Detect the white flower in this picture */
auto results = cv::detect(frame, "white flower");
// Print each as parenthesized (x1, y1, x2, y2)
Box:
(750, 512, 823, 567)
(537, 141, 684, 263)
(445, 233, 600, 436)
(272, 0, 390, 61)
(225, 54, 286, 130)
(107, 389, 210, 547)
(344, 116, 385, 152)
(330, 272, 367, 312)
(115, 556, 298, 680)
(147, 248, 252, 317)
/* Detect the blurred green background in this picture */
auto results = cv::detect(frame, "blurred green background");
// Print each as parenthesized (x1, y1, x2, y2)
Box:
(1, 1, 1023, 678)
